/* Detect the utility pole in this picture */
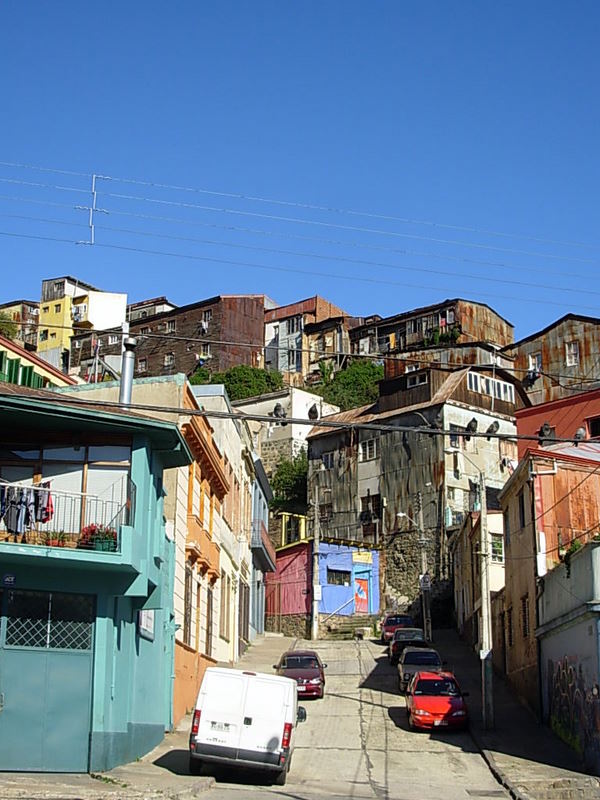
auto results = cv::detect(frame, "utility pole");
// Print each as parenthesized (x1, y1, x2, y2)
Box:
(417, 492, 432, 642)
(479, 472, 494, 729)
(311, 483, 321, 640)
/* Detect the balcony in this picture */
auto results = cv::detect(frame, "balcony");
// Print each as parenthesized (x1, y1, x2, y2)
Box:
(186, 515, 220, 580)
(251, 519, 276, 572)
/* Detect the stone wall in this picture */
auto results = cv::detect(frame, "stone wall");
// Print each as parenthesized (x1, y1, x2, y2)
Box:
(265, 613, 310, 638)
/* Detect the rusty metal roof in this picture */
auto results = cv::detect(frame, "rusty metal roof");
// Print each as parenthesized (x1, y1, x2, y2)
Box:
(503, 313, 600, 350)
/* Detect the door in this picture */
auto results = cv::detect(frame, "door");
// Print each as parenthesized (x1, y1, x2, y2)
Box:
(238, 677, 287, 758)
(197, 670, 246, 751)
(0, 589, 95, 772)
(354, 577, 369, 614)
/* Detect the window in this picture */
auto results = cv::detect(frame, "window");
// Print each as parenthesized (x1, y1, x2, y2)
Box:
(50, 332, 56, 340)
(287, 348, 301, 371)
(506, 607, 513, 647)
(521, 594, 530, 638)
(108, 334, 119, 345)
(491, 534, 504, 563)
(322, 451, 335, 470)
(73, 340, 81, 349)
(201, 343, 211, 358)
(566, 341, 580, 367)
(446, 309, 455, 324)
(518, 490, 526, 529)
(42, 305, 49, 314)
(137, 357, 147, 373)
(39, 330, 48, 342)
(359, 438, 379, 461)
(528, 352, 542, 372)
(319, 502, 333, 522)
(467, 372, 480, 392)
(589, 417, 600, 439)
(183, 562, 193, 646)
(202, 309, 212, 323)
(407, 373, 427, 388)
(166, 320, 176, 333)
(205, 585, 213, 657)
(327, 569, 351, 586)
(284, 515, 301, 545)
(449, 424, 463, 449)
(54, 304, 61, 313)
(141, 310, 148, 318)
(164, 352, 175, 367)
(140, 326, 150, 335)
(287, 315, 301, 334)
(53, 282, 63, 293)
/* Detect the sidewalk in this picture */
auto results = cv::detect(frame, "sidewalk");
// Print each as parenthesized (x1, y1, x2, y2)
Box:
(434, 628, 600, 800)
(0, 633, 295, 800)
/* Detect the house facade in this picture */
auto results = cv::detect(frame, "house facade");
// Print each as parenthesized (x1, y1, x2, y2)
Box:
(499, 444, 600, 713)
(0, 383, 192, 772)
(38, 276, 127, 373)
(349, 298, 514, 359)
(264, 295, 349, 386)
(503, 314, 600, 405)
(0, 334, 77, 389)
(249, 455, 276, 640)
(0, 299, 39, 350)
(71, 294, 273, 382)
(307, 364, 525, 615)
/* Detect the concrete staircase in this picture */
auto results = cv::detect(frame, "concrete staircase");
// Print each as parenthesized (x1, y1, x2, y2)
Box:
(320, 614, 380, 640)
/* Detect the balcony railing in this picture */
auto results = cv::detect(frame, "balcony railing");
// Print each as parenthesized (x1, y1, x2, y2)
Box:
(0, 477, 136, 554)
(251, 519, 276, 571)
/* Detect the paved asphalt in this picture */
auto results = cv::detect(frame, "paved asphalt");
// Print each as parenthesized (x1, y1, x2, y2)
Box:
(1, 629, 598, 799)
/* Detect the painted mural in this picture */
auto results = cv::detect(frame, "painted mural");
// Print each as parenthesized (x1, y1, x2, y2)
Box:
(547, 655, 600, 773)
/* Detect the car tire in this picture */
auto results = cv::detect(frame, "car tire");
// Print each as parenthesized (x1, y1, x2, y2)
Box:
(189, 757, 203, 776)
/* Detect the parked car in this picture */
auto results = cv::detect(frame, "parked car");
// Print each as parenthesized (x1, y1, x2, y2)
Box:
(380, 613, 415, 643)
(274, 649, 327, 699)
(405, 671, 469, 731)
(388, 628, 428, 665)
(189, 667, 306, 786)
(397, 647, 444, 692)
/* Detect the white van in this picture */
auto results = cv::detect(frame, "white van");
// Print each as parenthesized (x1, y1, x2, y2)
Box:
(189, 667, 307, 786)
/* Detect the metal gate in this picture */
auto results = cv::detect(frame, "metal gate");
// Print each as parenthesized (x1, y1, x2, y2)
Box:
(0, 589, 95, 772)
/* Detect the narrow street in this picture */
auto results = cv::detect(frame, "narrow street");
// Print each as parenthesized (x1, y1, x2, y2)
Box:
(206, 637, 508, 800)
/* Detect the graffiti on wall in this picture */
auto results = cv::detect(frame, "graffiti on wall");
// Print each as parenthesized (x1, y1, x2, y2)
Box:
(547, 655, 600, 772)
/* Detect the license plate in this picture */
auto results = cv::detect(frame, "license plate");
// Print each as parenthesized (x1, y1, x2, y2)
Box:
(297, 685, 306, 691)
(211, 721, 230, 731)
(433, 719, 448, 726)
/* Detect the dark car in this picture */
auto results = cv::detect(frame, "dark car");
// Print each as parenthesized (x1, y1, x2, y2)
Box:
(388, 628, 428, 665)
(274, 649, 327, 699)
(380, 614, 414, 643)
(406, 671, 469, 731)
(397, 647, 444, 693)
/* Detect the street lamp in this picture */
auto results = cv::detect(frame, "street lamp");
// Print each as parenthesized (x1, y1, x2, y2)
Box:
(397, 508, 432, 642)
(445, 446, 494, 729)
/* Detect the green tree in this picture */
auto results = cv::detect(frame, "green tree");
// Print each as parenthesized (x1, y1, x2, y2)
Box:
(314, 359, 383, 411)
(189, 364, 284, 401)
(270, 449, 308, 513)
(0, 312, 17, 340)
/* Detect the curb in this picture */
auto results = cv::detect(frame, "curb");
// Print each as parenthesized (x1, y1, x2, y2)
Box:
(167, 777, 216, 798)
(468, 729, 530, 800)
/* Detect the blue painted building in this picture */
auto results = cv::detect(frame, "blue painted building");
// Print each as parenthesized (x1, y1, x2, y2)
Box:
(0, 384, 192, 772)
(318, 542, 380, 616)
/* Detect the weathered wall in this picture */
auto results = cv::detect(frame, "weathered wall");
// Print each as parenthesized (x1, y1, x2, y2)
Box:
(173, 642, 217, 726)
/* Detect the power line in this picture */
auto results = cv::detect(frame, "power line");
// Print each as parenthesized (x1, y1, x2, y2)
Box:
(2, 158, 598, 252)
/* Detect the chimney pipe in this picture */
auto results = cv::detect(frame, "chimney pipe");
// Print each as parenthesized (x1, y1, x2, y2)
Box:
(119, 337, 137, 406)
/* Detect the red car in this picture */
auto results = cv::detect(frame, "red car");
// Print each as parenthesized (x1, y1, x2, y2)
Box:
(380, 614, 414, 643)
(405, 671, 469, 731)
(273, 649, 327, 699)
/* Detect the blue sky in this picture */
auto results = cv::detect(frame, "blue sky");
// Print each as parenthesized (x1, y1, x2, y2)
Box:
(1, 1, 598, 339)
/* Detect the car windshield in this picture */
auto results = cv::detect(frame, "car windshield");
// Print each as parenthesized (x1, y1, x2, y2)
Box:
(386, 616, 412, 626)
(394, 629, 424, 641)
(414, 679, 460, 696)
(282, 656, 318, 669)
(403, 651, 441, 665)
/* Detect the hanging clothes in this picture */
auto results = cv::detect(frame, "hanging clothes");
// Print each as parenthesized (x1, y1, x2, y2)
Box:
(4, 487, 21, 534)
(36, 482, 54, 524)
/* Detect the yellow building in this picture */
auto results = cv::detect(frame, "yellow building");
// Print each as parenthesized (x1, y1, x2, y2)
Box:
(0, 333, 76, 388)
(37, 276, 127, 373)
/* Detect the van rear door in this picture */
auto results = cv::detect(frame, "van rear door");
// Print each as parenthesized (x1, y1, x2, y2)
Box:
(237, 676, 289, 760)
(197, 670, 245, 751)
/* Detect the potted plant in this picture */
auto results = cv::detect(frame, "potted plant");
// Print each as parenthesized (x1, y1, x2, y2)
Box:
(44, 530, 66, 547)
(79, 523, 118, 552)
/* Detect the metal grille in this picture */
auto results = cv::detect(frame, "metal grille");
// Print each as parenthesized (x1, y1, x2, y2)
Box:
(4, 590, 94, 651)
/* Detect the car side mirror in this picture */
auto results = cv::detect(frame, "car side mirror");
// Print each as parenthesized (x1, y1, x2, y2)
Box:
(297, 706, 307, 723)
(322, 663, 328, 669)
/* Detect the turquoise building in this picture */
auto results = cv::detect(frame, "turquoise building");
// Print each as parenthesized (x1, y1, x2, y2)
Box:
(0, 384, 192, 772)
